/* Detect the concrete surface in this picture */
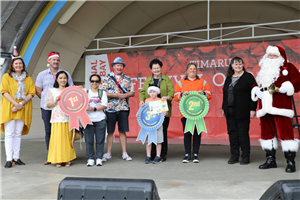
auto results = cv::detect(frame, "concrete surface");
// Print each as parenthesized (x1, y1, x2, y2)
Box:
(1, 138, 299, 200)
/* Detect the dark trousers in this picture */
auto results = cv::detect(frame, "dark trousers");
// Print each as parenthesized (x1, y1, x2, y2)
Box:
(41, 108, 52, 151)
(226, 107, 251, 159)
(151, 117, 170, 158)
(84, 120, 106, 160)
(181, 118, 201, 155)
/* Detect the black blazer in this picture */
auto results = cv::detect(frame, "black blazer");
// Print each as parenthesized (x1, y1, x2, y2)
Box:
(222, 72, 257, 119)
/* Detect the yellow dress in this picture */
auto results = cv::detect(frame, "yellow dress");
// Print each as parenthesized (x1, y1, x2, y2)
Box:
(47, 123, 76, 163)
(0, 73, 36, 135)
(45, 88, 76, 163)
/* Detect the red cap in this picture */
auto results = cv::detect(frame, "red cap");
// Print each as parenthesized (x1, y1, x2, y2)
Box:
(47, 52, 60, 60)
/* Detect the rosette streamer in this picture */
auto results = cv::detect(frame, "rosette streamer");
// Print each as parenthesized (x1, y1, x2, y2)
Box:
(179, 91, 209, 135)
(136, 102, 164, 145)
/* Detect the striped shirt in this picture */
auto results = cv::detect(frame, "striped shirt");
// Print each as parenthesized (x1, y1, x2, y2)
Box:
(35, 68, 73, 110)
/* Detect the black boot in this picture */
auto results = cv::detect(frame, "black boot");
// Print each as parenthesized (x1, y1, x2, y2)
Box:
(259, 149, 277, 169)
(284, 151, 296, 173)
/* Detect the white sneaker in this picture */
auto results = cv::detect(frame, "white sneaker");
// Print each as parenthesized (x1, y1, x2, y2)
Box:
(87, 159, 94, 167)
(102, 153, 112, 162)
(122, 152, 132, 161)
(96, 159, 102, 166)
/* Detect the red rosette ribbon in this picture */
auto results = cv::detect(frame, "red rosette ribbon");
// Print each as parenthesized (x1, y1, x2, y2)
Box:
(59, 86, 92, 130)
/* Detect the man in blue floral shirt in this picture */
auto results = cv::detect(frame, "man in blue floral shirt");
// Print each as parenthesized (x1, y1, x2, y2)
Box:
(102, 57, 135, 161)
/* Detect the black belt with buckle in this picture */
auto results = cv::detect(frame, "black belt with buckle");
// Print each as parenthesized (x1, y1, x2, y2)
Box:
(260, 87, 268, 92)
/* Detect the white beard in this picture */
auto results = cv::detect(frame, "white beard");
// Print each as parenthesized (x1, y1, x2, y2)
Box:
(256, 56, 284, 87)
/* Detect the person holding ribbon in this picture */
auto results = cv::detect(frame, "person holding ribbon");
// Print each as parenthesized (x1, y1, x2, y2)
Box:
(139, 58, 174, 161)
(174, 63, 212, 163)
(137, 85, 168, 164)
(45, 71, 76, 167)
(222, 57, 257, 165)
(35, 51, 73, 165)
(84, 74, 108, 167)
(1, 47, 36, 168)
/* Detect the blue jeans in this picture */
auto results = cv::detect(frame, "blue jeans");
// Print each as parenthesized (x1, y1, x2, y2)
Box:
(41, 108, 52, 151)
(84, 120, 106, 159)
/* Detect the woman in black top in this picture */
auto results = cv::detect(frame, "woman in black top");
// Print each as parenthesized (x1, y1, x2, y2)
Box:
(222, 57, 257, 165)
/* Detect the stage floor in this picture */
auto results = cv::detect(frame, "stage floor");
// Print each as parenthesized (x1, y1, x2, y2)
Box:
(1, 139, 299, 200)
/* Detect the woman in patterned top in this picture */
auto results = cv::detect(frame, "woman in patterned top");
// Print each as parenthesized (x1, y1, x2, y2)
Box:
(45, 71, 76, 167)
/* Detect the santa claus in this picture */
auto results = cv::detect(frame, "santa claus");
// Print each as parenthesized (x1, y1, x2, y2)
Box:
(252, 45, 300, 173)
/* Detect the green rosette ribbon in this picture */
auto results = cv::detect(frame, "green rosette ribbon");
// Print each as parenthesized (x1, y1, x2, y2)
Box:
(179, 91, 209, 135)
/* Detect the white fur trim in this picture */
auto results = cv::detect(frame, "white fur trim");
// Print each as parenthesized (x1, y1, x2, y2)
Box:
(259, 137, 278, 150)
(281, 81, 294, 96)
(282, 69, 288, 76)
(48, 54, 59, 60)
(281, 139, 299, 152)
(266, 46, 280, 56)
(256, 91, 294, 118)
(147, 86, 160, 95)
(251, 86, 259, 101)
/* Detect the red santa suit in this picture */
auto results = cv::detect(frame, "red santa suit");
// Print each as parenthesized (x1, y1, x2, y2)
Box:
(251, 46, 300, 152)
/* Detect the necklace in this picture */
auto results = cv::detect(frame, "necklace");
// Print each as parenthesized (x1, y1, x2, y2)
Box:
(233, 71, 244, 77)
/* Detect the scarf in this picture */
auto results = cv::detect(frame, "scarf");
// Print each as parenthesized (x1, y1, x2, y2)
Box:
(11, 72, 27, 100)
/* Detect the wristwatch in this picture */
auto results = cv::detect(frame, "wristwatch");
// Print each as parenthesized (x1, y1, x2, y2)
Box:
(94, 107, 97, 112)
(19, 102, 23, 105)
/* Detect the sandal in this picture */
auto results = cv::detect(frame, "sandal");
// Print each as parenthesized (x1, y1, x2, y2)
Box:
(56, 163, 62, 168)
(44, 161, 51, 165)
(65, 161, 71, 167)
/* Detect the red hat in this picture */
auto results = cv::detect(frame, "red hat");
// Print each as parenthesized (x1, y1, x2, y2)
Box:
(275, 45, 288, 76)
(47, 52, 60, 67)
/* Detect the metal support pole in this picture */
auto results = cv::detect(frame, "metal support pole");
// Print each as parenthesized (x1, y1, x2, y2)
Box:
(220, 23, 222, 44)
(207, 0, 210, 40)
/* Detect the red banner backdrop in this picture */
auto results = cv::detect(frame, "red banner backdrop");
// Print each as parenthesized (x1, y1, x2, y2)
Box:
(102, 38, 300, 140)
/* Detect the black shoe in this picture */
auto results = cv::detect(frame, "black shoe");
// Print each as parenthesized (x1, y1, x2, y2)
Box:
(259, 156, 277, 169)
(228, 157, 239, 164)
(4, 161, 12, 168)
(285, 160, 296, 173)
(240, 157, 250, 165)
(182, 154, 191, 163)
(161, 155, 167, 162)
(13, 159, 25, 165)
(192, 154, 199, 163)
(284, 151, 296, 173)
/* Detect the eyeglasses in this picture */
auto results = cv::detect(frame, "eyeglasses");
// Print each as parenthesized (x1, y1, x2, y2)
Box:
(90, 80, 100, 83)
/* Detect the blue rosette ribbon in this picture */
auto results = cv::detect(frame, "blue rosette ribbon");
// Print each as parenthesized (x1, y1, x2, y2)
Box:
(136, 102, 164, 145)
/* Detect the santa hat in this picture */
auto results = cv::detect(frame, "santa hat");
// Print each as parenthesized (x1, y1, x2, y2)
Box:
(12, 46, 21, 60)
(47, 52, 60, 67)
(266, 45, 288, 76)
(147, 85, 160, 95)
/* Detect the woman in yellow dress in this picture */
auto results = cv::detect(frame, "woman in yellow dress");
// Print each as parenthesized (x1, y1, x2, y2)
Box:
(45, 71, 76, 167)
(1, 50, 36, 168)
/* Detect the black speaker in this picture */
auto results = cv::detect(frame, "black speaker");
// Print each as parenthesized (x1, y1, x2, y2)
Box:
(57, 177, 160, 200)
(259, 180, 300, 200)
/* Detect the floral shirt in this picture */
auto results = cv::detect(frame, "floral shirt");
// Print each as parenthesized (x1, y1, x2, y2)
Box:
(44, 88, 69, 123)
(102, 72, 134, 112)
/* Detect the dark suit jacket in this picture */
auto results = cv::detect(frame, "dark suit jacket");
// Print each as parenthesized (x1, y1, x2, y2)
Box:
(222, 72, 257, 119)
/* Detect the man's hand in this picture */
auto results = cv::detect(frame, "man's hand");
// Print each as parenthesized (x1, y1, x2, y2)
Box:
(279, 85, 287, 94)
(116, 93, 127, 99)
(255, 89, 264, 99)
